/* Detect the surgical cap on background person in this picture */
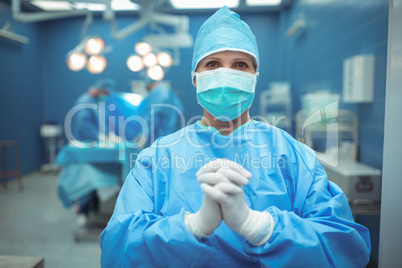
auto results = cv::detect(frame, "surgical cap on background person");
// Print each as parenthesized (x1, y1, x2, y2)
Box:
(191, 6, 260, 78)
(90, 78, 116, 91)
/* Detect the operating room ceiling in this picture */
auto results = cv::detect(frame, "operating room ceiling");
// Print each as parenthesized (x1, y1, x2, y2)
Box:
(3, 0, 294, 15)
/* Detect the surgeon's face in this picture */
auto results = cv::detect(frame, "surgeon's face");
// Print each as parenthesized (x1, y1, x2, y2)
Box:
(193, 50, 256, 86)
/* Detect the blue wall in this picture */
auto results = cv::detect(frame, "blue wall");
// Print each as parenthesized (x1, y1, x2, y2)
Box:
(0, 1, 388, 265)
(0, 1, 388, 173)
(0, 2, 44, 174)
(280, 0, 388, 266)
(40, 12, 280, 125)
(0, 4, 280, 174)
(280, 0, 388, 170)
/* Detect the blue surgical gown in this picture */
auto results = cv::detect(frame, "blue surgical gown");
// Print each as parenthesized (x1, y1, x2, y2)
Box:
(104, 92, 144, 141)
(139, 85, 184, 144)
(100, 120, 371, 267)
(71, 93, 102, 142)
(71, 91, 144, 142)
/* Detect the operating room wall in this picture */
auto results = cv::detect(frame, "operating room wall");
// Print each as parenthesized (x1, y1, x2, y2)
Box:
(279, 0, 388, 170)
(0, 2, 44, 175)
(279, 0, 389, 266)
(0, 4, 279, 174)
(40, 12, 280, 131)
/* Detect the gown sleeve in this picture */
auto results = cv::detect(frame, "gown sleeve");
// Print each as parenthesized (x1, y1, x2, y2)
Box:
(242, 158, 371, 267)
(71, 97, 99, 142)
(99, 145, 217, 268)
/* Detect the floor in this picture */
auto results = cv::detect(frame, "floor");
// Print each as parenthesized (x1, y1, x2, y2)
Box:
(0, 171, 379, 268)
(0, 172, 106, 268)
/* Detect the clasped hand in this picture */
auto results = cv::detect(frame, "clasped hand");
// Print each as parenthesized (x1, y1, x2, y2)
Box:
(196, 159, 252, 234)
(184, 159, 273, 246)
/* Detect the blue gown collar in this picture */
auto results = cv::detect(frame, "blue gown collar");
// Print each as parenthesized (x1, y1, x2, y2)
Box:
(195, 120, 256, 137)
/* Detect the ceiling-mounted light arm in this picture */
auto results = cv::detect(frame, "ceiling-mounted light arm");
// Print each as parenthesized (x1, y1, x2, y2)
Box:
(143, 32, 193, 48)
(170, 47, 180, 66)
(140, 9, 193, 66)
(141, 6, 192, 47)
(109, 17, 151, 40)
(12, 0, 91, 23)
(68, 37, 88, 56)
(286, 12, 306, 37)
(106, 0, 190, 41)
(112, 11, 193, 46)
(140, 23, 182, 66)
(105, 0, 155, 40)
(102, 0, 114, 21)
(0, 22, 29, 44)
(80, 11, 93, 41)
(149, 12, 189, 33)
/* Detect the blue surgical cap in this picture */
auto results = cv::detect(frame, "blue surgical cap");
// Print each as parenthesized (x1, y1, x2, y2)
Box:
(191, 6, 260, 77)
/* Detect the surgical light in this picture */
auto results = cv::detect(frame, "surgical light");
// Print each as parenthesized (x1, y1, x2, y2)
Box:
(156, 52, 172, 68)
(127, 55, 144, 72)
(143, 53, 157, 68)
(147, 65, 164, 81)
(85, 37, 104, 55)
(87, 55, 107, 74)
(67, 52, 87, 71)
(135, 42, 152, 56)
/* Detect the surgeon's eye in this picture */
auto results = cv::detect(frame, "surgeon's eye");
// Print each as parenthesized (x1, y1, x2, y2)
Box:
(233, 61, 249, 69)
(206, 61, 220, 69)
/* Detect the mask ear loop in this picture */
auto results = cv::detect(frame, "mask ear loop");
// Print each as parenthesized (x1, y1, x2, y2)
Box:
(191, 71, 198, 89)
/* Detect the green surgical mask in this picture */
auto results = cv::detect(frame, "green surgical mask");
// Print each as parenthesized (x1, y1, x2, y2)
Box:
(193, 68, 258, 121)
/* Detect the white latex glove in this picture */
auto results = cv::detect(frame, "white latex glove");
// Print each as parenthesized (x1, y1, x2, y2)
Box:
(184, 193, 222, 239)
(184, 160, 231, 239)
(199, 165, 274, 246)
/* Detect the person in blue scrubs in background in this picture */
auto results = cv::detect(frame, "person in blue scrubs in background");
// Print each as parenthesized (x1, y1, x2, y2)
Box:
(70, 78, 145, 146)
(71, 78, 115, 144)
(139, 81, 184, 147)
(100, 6, 370, 267)
(70, 78, 115, 225)
(66, 78, 145, 226)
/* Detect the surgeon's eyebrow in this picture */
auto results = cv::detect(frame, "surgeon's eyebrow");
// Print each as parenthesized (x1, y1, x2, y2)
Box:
(233, 57, 254, 63)
(203, 56, 253, 63)
(203, 56, 222, 61)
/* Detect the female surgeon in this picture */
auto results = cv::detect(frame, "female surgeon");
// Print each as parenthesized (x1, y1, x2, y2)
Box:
(100, 6, 371, 267)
